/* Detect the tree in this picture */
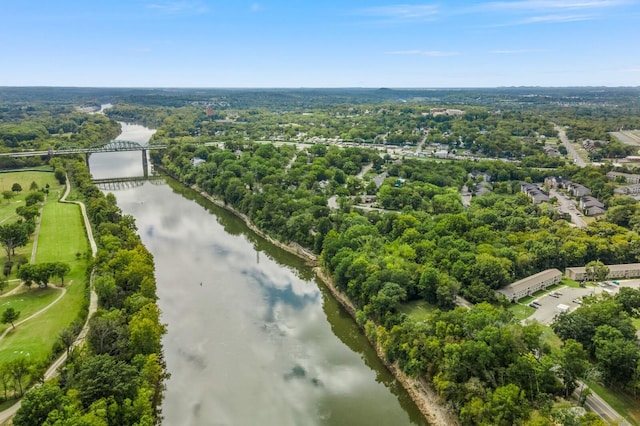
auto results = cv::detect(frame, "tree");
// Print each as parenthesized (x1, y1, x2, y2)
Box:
(2, 307, 20, 329)
(16, 205, 39, 222)
(0, 222, 30, 263)
(2, 191, 14, 204)
(24, 192, 44, 206)
(487, 383, 530, 426)
(585, 260, 609, 283)
(11, 183, 22, 193)
(13, 381, 64, 426)
(616, 287, 640, 317)
(59, 325, 78, 358)
(557, 339, 589, 397)
(7, 357, 29, 396)
(0, 276, 7, 294)
(74, 354, 138, 406)
(18, 263, 53, 289)
(53, 262, 70, 286)
(29, 181, 38, 191)
(54, 169, 66, 184)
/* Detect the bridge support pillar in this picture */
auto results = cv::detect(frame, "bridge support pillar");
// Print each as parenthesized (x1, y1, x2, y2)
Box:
(85, 153, 91, 170)
(142, 149, 148, 178)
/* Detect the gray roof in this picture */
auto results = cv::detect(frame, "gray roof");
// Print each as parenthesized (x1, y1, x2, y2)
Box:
(497, 269, 562, 298)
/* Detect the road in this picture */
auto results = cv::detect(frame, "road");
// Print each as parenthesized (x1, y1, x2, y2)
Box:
(577, 381, 633, 426)
(554, 124, 588, 167)
(550, 188, 587, 227)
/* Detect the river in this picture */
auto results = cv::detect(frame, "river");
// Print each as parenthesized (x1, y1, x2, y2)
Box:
(89, 121, 426, 426)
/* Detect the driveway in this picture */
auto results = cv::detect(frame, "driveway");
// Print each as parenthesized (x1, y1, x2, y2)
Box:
(550, 188, 587, 227)
(525, 280, 640, 325)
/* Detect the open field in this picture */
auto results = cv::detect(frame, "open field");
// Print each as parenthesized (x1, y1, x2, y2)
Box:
(399, 300, 437, 321)
(0, 288, 62, 337)
(36, 201, 88, 263)
(0, 171, 88, 366)
(611, 130, 640, 146)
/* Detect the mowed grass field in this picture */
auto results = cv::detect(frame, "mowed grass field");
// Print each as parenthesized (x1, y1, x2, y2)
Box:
(0, 170, 88, 365)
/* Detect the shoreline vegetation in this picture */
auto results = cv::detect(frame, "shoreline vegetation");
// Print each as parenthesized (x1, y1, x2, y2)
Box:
(3, 160, 168, 425)
(186, 180, 459, 426)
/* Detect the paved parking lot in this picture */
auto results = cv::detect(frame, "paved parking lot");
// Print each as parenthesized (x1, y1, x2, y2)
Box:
(523, 279, 640, 325)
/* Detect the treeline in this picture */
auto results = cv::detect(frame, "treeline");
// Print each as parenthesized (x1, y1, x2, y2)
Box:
(553, 288, 640, 391)
(14, 159, 167, 426)
(0, 111, 120, 152)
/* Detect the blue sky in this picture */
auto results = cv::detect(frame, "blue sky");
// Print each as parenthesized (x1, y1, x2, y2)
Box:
(1, 0, 639, 87)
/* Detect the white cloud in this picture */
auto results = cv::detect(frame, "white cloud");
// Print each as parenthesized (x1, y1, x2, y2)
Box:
(357, 4, 439, 21)
(146, 1, 208, 15)
(479, 0, 631, 12)
(519, 13, 593, 22)
(385, 50, 458, 57)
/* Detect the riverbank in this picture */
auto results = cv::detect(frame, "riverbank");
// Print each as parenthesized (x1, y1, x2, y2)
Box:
(187, 182, 459, 426)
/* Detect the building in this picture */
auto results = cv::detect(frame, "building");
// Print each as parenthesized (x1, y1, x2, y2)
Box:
(544, 176, 570, 189)
(565, 263, 640, 281)
(614, 184, 640, 195)
(190, 157, 206, 167)
(607, 171, 640, 184)
(496, 269, 563, 302)
(579, 196, 606, 216)
(434, 149, 449, 159)
(567, 183, 591, 197)
(521, 182, 549, 204)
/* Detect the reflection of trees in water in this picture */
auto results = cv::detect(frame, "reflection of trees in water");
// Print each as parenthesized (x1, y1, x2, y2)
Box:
(165, 176, 426, 425)
(317, 281, 428, 426)
(165, 176, 314, 281)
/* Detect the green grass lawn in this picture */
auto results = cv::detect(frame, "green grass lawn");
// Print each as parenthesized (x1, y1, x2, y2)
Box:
(399, 300, 437, 322)
(508, 303, 535, 321)
(0, 171, 88, 367)
(35, 201, 88, 263)
(585, 380, 640, 426)
(560, 278, 581, 288)
(0, 288, 62, 337)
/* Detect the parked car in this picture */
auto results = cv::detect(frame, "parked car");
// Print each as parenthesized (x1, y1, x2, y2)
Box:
(528, 303, 539, 309)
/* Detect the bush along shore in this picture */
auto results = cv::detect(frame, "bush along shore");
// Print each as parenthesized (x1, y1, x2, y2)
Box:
(158, 162, 459, 426)
(13, 158, 168, 425)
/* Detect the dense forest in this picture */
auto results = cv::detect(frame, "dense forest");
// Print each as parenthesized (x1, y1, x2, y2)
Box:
(2, 87, 640, 425)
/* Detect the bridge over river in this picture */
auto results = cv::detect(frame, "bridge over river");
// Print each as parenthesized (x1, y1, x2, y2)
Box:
(0, 140, 167, 177)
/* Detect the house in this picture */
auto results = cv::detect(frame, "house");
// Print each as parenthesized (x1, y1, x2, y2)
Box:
(584, 205, 606, 216)
(543, 145, 560, 157)
(583, 139, 608, 153)
(190, 157, 206, 167)
(607, 171, 640, 184)
(521, 182, 549, 204)
(614, 184, 640, 195)
(468, 172, 492, 183)
(434, 150, 449, 159)
(567, 183, 591, 197)
(565, 263, 640, 281)
(544, 176, 570, 190)
(579, 196, 604, 210)
(496, 269, 563, 302)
